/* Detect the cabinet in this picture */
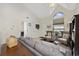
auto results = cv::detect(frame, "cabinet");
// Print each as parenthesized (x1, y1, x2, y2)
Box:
(70, 14, 79, 55)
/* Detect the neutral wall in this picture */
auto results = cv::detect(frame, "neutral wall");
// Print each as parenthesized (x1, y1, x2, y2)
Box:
(0, 4, 40, 44)
(39, 4, 76, 37)
(39, 4, 72, 37)
(54, 4, 75, 31)
(24, 15, 41, 38)
(0, 3, 77, 44)
(39, 16, 53, 36)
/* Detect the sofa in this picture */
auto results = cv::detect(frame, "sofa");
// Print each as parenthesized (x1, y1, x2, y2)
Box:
(19, 37, 71, 56)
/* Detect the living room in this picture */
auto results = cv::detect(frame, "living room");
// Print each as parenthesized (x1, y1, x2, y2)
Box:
(0, 3, 79, 56)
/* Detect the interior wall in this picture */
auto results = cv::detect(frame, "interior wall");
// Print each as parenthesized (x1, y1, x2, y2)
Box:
(0, 3, 77, 44)
(39, 16, 53, 36)
(24, 15, 41, 38)
(39, 4, 76, 36)
(54, 4, 75, 31)
(0, 4, 40, 44)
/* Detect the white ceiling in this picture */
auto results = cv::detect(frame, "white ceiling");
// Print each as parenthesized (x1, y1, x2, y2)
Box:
(23, 3, 51, 18)
(58, 3, 78, 11)
(23, 3, 79, 19)
(0, 3, 78, 19)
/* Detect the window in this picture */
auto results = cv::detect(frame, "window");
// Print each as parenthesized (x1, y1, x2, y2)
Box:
(53, 24, 64, 31)
(53, 12, 64, 32)
(53, 12, 64, 19)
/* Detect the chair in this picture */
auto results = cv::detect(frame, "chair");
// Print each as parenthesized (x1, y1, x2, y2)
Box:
(45, 31, 53, 41)
(58, 32, 69, 45)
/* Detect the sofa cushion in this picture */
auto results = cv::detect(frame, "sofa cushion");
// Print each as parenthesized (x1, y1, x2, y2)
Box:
(19, 39, 43, 56)
(35, 41, 63, 56)
(58, 38, 67, 44)
(63, 34, 69, 39)
(24, 38, 35, 48)
(58, 44, 71, 56)
(23, 37, 41, 48)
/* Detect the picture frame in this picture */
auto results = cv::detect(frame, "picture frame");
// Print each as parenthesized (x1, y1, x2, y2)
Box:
(35, 24, 40, 30)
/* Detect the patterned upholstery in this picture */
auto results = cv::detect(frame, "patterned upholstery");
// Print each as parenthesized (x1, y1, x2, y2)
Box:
(35, 41, 63, 56)
(20, 37, 71, 56)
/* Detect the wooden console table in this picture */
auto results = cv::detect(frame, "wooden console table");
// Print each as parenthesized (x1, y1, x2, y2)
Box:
(1, 42, 33, 56)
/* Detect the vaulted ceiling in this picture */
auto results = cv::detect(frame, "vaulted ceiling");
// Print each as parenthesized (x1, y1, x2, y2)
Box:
(23, 3, 51, 19)
(0, 3, 78, 19)
(23, 3, 79, 19)
(58, 3, 78, 11)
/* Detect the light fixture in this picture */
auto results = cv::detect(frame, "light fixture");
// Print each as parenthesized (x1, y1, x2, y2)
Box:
(49, 3, 55, 8)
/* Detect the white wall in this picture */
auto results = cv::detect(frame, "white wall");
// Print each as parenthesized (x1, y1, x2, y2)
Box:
(0, 4, 40, 44)
(39, 4, 73, 37)
(39, 4, 76, 37)
(54, 4, 75, 31)
(0, 3, 77, 44)
(24, 14, 41, 38)
(39, 16, 53, 36)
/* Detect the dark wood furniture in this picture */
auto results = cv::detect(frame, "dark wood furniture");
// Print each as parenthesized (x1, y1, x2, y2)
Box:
(74, 15, 79, 56)
(40, 37, 47, 41)
(40, 31, 53, 42)
(45, 31, 53, 36)
(45, 31, 53, 41)
(70, 14, 79, 56)
(1, 42, 33, 56)
(68, 22, 74, 55)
